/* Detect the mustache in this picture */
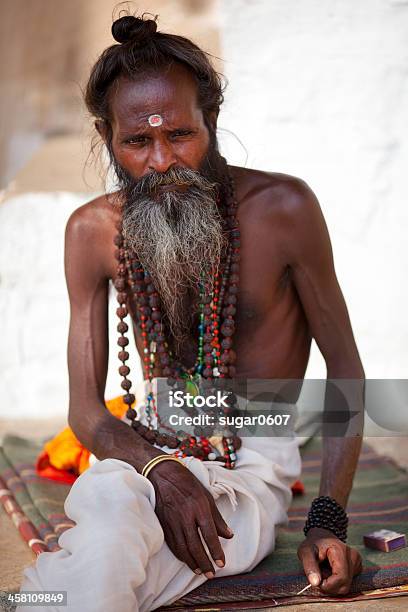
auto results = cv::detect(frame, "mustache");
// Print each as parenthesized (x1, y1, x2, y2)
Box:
(125, 165, 217, 196)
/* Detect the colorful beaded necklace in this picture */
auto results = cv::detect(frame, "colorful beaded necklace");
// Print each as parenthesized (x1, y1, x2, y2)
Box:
(114, 170, 242, 469)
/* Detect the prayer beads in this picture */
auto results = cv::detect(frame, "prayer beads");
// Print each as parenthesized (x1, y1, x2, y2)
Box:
(114, 165, 242, 468)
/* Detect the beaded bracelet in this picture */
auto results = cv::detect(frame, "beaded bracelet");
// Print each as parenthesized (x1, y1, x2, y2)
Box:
(303, 495, 348, 542)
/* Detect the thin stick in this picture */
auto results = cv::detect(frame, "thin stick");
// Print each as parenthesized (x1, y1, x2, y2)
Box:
(296, 583, 312, 595)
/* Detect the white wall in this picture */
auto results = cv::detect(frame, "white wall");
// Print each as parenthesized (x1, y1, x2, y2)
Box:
(218, 0, 408, 378)
(0, 193, 142, 419)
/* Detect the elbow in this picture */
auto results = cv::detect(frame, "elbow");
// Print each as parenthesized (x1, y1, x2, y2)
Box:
(68, 409, 80, 439)
(326, 363, 366, 380)
(68, 399, 111, 452)
(68, 404, 88, 446)
(325, 351, 365, 380)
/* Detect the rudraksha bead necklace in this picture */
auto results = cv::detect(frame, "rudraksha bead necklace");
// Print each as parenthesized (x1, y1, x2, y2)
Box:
(114, 170, 242, 468)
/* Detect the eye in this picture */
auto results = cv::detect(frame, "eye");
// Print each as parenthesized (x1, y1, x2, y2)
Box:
(171, 130, 194, 138)
(124, 136, 148, 145)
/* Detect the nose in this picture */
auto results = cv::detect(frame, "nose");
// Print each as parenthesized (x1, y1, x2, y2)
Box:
(148, 139, 178, 174)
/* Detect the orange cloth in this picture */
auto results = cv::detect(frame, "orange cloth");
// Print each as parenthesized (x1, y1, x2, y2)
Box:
(36, 397, 128, 484)
(36, 396, 305, 494)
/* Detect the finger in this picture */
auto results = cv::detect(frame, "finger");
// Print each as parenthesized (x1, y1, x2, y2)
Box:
(320, 546, 351, 595)
(166, 524, 202, 575)
(318, 545, 327, 563)
(297, 544, 321, 587)
(351, 548, 363, 576)
(197, 515, 226, 569)
(207, 496, 234, 539)
(184, 522, 216, 578)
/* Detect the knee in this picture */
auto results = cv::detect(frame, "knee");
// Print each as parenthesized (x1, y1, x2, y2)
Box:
(64, 458, 155, 522)
(60, 464, 164, 559)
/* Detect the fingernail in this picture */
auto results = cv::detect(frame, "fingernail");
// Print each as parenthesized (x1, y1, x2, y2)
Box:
(205, 571, 214, 579)
(215, 560, 225, 567)
(194, 568, 202, 575)
(227, 527, 234, 536)
(308, 572, 320, 586)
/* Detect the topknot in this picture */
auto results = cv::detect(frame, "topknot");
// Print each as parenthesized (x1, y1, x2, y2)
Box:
(111, 15, 158, 46)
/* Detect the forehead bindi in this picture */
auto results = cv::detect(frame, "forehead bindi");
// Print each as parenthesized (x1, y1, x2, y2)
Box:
(110, 67, 203, 132)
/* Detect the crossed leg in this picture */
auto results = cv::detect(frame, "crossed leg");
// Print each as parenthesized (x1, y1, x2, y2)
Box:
(18, 452, 292, 612)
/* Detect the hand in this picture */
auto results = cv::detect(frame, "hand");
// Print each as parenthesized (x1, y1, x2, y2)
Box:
(297, 527, 362, 595)
(147, 460, 234, 578)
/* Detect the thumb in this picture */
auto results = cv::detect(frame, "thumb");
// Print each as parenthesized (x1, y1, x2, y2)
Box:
(299, 544, 321, 587)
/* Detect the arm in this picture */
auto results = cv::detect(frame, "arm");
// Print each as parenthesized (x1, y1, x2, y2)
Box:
(65, 202, 232, 577)
(65, 204, 163, 471)
(282, 181, 364, 594)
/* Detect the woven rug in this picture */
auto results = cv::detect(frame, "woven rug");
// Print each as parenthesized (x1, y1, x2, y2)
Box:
(1, 435, 408, 609)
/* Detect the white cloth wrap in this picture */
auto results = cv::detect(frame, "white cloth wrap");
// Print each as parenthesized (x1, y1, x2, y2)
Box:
(18, 389, 301, 612)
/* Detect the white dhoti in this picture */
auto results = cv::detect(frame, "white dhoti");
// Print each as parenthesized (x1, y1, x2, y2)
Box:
(19, 419, 301, 612)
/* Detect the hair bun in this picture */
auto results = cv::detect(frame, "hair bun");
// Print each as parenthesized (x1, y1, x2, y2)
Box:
(111, 15, 157, 45)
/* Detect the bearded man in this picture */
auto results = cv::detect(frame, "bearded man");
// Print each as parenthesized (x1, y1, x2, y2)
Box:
(19, 14, 364, 612)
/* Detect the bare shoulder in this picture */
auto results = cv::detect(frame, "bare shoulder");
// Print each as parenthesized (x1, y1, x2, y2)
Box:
(66, 192, 121, 239)
(65, 193, 121, 280)
(230, 165, 320, 222)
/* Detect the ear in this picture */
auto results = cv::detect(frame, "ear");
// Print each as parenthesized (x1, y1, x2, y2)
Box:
(95, 119, 110, 144)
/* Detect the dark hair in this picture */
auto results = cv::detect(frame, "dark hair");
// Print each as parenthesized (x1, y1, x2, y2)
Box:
(85, 13, 225, 146)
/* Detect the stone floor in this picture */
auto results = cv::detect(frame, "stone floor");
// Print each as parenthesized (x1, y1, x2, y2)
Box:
(1, 419, 407, 609)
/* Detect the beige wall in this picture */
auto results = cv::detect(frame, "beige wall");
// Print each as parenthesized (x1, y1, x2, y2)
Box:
(0, 0, 220, 189)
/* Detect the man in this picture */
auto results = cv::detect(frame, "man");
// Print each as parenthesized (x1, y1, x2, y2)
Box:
(19, 14, 364, 612)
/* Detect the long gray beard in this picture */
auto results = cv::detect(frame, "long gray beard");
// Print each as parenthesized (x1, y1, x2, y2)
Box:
(121, 166, 226, 345)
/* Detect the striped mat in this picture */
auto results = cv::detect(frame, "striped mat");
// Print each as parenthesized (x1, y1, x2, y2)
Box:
(1, 435, 407, 609)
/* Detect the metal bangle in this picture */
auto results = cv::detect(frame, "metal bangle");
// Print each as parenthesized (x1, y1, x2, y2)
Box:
(141, 455, 186, 479)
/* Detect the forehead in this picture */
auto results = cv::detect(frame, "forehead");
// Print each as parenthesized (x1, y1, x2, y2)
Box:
(109, 64, 203, 129)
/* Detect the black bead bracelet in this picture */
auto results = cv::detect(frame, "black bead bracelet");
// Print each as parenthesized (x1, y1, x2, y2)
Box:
(303, 495, 348, 542)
